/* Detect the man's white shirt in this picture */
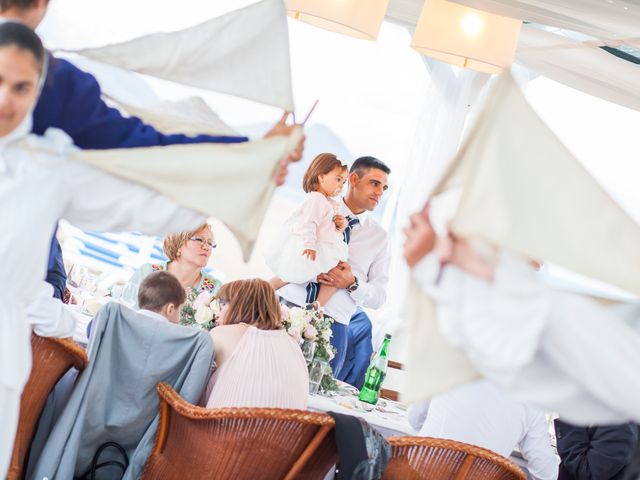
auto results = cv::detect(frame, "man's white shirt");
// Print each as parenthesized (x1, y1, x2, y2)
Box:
(408, 380, 559, 480)
(277, 198, 390, 325)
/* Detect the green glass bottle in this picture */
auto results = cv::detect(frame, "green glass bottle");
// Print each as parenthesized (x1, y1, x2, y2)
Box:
(358, 334, 392, 405)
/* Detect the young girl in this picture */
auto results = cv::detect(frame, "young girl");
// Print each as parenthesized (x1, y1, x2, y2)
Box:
(265, 153, 348, 309)
(0, 22, 206, 476)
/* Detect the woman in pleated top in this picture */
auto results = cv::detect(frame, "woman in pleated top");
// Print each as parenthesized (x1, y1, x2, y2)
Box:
(205, 279, 309, 409)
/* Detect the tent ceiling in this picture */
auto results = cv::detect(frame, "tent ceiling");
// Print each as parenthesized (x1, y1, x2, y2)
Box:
(385, 0, 640, 111)
(387, 0, 640, 45)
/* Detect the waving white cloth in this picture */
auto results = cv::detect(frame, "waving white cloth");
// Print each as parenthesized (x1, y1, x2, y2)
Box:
(76, 128, 302, 259)
(111, 96, 242, 137)
(72, 0, 294, 110)
(432, 73, 640, 296)
(404, 74, 640, 424)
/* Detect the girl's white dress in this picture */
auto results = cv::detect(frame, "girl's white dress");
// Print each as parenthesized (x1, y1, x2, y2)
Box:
(265, 191, 348, 284)
(0, 118, 204, 476)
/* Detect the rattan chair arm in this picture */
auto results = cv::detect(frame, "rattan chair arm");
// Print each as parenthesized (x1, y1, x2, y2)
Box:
(36, 335, 88, 370)
(387, 436, 526, 480)
(156, 382, 336, 425)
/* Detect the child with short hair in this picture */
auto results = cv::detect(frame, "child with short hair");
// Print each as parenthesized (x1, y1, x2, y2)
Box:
(265, 153, 348, 309)
(137, 271, 187, 324)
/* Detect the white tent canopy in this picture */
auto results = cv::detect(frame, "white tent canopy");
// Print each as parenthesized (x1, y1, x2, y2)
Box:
(386, 0, 640, 112)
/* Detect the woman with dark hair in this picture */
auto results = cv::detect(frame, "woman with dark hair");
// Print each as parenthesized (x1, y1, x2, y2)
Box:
(0, 22, 207, 476)
(205, 279, 309, 409)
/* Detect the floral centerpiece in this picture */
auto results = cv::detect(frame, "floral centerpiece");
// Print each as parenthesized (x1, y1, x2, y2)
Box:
(180, 289, 221, 330)
(281, 305, 338, 392)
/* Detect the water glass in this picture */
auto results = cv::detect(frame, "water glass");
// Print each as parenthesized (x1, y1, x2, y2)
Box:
(301, 340, 316, 366)
(67, 264, 88, 290)
(78, 273, 99, 313)
(308, 359, 328, 395)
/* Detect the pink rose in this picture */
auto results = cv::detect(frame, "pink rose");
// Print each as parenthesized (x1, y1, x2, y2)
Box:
(288, 326, 302, 342)
(303, 324, 318, 341)
(193, 291, 212, 310)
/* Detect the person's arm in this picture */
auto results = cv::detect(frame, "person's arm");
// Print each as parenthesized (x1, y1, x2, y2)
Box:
(33, 58, 248, 150)
(555, 419, 638, 480)
(295, 193, 324, 250)
(318, 242, 389, 309)
(517, 409, 559, 480)
(26, 282, 76, 338)
(45, 233, 67, 300)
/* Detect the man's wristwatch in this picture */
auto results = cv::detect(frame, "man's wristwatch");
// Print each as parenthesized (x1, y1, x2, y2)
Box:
(347, 276, 359, 293)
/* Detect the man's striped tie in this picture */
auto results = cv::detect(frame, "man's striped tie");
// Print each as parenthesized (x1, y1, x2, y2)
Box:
(306, 215, 360, 303)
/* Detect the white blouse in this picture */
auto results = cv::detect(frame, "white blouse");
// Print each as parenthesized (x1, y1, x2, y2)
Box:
(206, 326, 309, 409)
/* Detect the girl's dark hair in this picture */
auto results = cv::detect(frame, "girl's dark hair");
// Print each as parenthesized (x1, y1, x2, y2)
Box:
(0, 21, 46, 73)
(302, 153, 347, 193)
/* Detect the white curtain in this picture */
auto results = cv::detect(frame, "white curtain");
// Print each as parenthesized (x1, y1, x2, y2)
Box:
(516, 28, 640, 112)
(376, 60, 490, 366)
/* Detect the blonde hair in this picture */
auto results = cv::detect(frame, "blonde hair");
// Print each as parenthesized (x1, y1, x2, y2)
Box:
(302, 153, 347, 193)
(163, 223, 212, 262)
(217, 279, 281, 330)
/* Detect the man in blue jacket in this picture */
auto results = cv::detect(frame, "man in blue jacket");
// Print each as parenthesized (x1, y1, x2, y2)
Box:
(1, 0, 303, 299)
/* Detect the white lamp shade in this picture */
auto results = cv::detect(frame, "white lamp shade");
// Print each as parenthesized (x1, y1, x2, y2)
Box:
(411, 0, 522, 74)
(288, 0, 389, 41)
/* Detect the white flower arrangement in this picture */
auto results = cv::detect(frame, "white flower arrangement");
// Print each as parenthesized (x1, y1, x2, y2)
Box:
(180, 289, 220, 330)
(281, 305, 337, 391)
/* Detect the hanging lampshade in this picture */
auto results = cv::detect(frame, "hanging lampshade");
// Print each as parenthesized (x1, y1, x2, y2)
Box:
(411, 0, 522, 74)
(288, 0, 390, 41)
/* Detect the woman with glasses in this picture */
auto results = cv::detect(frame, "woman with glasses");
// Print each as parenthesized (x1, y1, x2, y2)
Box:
(127, 223, 222, 316)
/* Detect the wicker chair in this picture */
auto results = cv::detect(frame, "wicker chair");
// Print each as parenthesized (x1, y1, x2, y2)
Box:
(382, 436, 526, 480)
(8, 334, 88, 480)
(141, 383, 337, 480)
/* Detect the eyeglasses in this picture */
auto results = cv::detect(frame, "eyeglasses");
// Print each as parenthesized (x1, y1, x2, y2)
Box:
(189, 236, 216, 248)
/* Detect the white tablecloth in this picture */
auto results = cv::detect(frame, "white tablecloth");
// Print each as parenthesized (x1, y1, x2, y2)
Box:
(308, 389, 416, 438)
(64, 305, 93, 345)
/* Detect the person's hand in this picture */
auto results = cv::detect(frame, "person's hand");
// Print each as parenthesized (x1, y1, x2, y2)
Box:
(333, 214, 346, 232)
(403, 204, 437, 268)
(266, 112, 306, 186)
(445, 235, 496, 280)
(317, 261, 355, 289)
(264, 112, 296, 138)
(302, 249, 316, 261)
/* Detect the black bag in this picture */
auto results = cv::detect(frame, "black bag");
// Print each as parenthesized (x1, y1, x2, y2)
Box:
(74, 442, 129, 480)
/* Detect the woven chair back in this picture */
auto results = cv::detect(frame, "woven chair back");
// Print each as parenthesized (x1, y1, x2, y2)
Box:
(142, 382, 337, 480)
(8, 334, 88, 480)
(382, 436, 526, 480)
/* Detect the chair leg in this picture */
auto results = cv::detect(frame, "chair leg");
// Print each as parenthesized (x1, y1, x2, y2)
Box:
(284, 425, 333, 480)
